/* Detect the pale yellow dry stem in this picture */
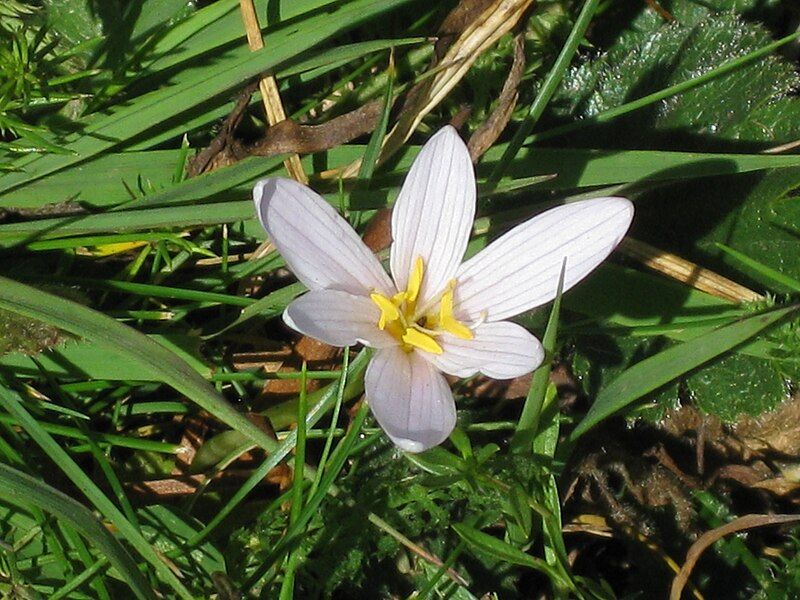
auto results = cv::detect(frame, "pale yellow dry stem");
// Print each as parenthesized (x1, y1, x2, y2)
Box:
(620, 238, 763, 304)
(239, 0, 307, 184)
(332, 0, 535, 179)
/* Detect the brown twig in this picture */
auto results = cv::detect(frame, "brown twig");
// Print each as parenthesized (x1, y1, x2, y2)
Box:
(338, 0, 535, 178)
(671, 514, 800, 600)
(186, 83, 258, 177)
(248, 99, 384, 157)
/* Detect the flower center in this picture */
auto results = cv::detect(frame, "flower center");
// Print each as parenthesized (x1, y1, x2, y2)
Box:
(369, 257, 474, 354)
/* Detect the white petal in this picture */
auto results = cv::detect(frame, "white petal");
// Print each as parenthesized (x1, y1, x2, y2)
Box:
(283, 290, 397, 348)
(455, 197, 634, 321)
(390, 126, 476, 305)
(427, 321, 544, 379)
(254, 177, 394, 296)
(365, 347, 456, 452)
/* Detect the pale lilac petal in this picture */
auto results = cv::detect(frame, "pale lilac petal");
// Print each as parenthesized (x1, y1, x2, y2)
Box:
(254, 177, 394, 296)
(389, 126, 476, 305)
(455, 197, 634, 321)
(426, 321, 544, 379)
(365, 346, 456, 452)
(283, 290, 397, 348)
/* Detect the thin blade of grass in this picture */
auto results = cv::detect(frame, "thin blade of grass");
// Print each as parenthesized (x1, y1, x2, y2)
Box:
(0, 201, 253, 245)
(184, 349, 369, 547)
(0, 0, 416, 194)
(511, 260, 566, 452)
(489, 0, 602, 182)
(358, 54, 395, 181)
(248, 400, 371, 591)
(452, 523, 562, 580)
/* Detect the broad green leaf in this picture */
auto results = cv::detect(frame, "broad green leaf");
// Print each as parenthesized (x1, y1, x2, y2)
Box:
(550, 14, 800, 149)
(571, 304, 798, 439)
(687, 352, 788, 421)
(637, 167, 800, 294)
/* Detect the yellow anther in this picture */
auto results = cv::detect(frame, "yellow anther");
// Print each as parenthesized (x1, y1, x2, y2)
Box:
(406, 256, 424, 303)
(370, 264, 470, 355)
(439, 283, 473, 340)
(401, 327, 443, 355)
(442, 316, 473, 340)
(370, 292, 400, 329)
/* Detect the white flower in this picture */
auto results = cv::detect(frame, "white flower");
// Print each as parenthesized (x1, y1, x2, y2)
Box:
(253, 126, 633, 453)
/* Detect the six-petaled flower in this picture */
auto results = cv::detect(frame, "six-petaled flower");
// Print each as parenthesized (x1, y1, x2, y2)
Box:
(253, 126, 633, 452)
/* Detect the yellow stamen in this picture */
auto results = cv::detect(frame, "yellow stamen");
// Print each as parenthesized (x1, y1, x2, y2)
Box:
(401, 327, 443, 354)
(368, 261, 472, 356)
(406, 256, 424, 303)
(439, 282, 473, 340)
(370, 292, 400, 329)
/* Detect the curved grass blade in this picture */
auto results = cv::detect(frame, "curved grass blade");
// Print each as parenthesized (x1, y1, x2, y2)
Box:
(0, 393, 163, 599)
(510, 260, 565, 453)
(452, 523, 563, 581)
(0, 276, 279, 453)
(0, 463, 150, 599)
(489, 0, 602, 182)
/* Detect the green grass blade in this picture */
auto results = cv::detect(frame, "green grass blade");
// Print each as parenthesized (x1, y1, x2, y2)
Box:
(452, 522, 562, 580)
(511, 261, 566, 452)
(715, 242, 800, 293)
(184, 349, 369, 547)
(206, 282, 304, 338)
(0, 0, 416, 195)
(570, 304, 799, 440)
(0, 475, 119, 599)
(247, 401, 372, 591)
(358, 55, 395, 181)
(0, 201, 254, 245)
(113, 155, 285, 210)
